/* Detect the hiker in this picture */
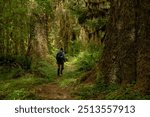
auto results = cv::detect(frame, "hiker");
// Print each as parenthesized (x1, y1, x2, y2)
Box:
(56, 48, 65, 76)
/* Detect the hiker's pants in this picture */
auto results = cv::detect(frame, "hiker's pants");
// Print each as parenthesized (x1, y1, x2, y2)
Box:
(57, 63, 64, 76)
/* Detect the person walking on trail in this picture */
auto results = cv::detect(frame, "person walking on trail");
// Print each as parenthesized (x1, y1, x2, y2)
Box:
(56, 48, 65, 76)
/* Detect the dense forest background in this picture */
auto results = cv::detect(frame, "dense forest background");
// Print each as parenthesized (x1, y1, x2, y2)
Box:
(0, 0, 150, 99)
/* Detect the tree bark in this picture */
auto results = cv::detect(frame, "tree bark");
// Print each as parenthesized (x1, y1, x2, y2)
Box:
(27, 14, 49, 59)
(135, 0, 150, 94)
(101, 0, 150, 93)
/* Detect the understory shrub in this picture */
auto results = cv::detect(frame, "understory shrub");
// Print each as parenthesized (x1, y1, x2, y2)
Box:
(76, 44, 103, 71)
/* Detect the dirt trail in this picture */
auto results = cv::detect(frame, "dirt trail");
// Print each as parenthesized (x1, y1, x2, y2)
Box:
(34, 61, 77, 100)
(34, 80, 74, 100)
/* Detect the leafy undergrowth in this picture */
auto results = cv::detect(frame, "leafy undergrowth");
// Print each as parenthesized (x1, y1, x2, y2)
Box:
(31, 60, 57, 82)
(0, 60, 56, 100)
(2, 56, 149, 100)
(58, 59, 83, 88)
(104, 84, 150, 100)
(74, 80, 150, 100)
(0, 57, 85, 100)
(0, 73, 49, 99)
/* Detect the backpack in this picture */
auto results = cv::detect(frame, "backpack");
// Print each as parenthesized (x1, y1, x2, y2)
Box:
(56, 51, 64, 62)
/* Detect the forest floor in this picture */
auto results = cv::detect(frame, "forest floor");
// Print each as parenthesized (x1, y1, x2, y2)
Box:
(33, 61, 78, 100)
(34, 82, 73, 99)
(1, 56, 148, 100)
(0, 57, 85, 100)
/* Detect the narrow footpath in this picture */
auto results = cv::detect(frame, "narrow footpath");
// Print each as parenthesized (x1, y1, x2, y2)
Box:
(34, 61, 78, 100)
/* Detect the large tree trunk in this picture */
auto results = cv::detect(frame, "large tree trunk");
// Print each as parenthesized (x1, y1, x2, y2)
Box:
(136, 0, 150, 94)
(27, 14, 49, 59)
(101, 0, 150, 93)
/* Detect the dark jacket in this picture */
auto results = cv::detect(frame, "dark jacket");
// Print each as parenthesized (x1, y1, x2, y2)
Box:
(56, 50, 65, 64)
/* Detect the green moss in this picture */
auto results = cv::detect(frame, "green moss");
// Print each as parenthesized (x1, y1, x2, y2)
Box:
(0, 59, 57, 100)
(0, 73, 49, 99)
(74, 84, 96, 100)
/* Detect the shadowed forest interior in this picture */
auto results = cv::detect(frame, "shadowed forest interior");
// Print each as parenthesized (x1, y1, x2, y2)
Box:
(0, 0, 150, 99)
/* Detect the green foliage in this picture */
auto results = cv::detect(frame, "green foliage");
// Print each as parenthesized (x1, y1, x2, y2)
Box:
(0, 0, 55, 59)
(0, 58, 53, 81)
(0, 73, 48, 99)
(0, 66, 22, 80)
(105, 84, 150, 100)
(76, 44, 103, 71)
(0, 0, 29, 57)
(67, 0, 85, 15)
(32, 60, 56, 81)
(67, 0, 87, 24)
(74, 72, 150, 100)
(74, 78, 107, 99)
(58, 70, 82, 88)
(34, 0, 54, 17)
(0, 55, 32, 70)
(77, 51, 95, 71)
(78, 10, 88, 24)
(7, 88, 30, 100)
(96, 80, 150, 100)
(74, 84, 96, 99)
(85, 17, 107, 30)
(0, 58, 57, 99)
(75, 82, 150, 100)
(69, 40, 83, 56)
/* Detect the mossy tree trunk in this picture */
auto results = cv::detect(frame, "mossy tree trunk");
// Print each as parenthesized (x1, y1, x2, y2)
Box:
(101, 0, 150, 94)
(27, 13, 49, 59)
(135, 0, 150, 94)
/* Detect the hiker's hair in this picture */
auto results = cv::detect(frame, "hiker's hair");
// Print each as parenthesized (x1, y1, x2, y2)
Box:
(60, 48, 63, 51)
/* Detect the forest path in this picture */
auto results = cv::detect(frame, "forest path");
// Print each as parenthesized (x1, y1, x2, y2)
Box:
(34, 81, 73, 99)
(34, 59, 78, 100)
